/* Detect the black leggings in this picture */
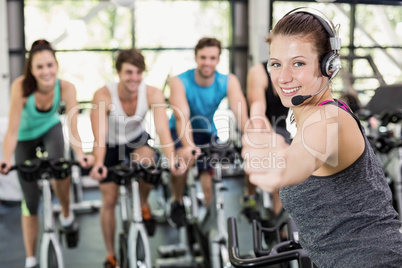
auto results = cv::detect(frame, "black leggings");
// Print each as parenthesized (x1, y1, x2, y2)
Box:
(15, 122, 65, 216)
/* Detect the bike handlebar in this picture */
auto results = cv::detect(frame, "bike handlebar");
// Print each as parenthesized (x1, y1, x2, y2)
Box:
(3, 157, 80, 182)
(102, 162, 167, 186)
(227, 217, 315, 268)
(1, 163, 16, 172)
(357, 109, 401, 126)
(198, 144, 242, 163)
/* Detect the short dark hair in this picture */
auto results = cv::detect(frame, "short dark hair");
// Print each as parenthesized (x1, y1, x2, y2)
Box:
(115, 48, 146, 72)
(195, 37, 222, 55)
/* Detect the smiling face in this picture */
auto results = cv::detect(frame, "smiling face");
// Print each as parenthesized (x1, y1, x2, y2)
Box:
(195, 46, 220, 79)
(269, 35, 325, 107)
(30, 50, 58, 90)
(118, 62, 143, 94)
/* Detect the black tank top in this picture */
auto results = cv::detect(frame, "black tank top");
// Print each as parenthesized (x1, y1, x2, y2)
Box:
(280, 100, 402, 267)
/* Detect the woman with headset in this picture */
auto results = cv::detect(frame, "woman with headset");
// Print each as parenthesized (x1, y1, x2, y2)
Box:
(242, 8, 402, 267)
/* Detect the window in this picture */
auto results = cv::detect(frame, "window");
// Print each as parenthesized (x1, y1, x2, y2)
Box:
(24, 0, 233, 102)
(271, 1, 402, 106)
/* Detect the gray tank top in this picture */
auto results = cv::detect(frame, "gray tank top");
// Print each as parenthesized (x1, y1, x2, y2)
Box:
(280, 100, 402, 267)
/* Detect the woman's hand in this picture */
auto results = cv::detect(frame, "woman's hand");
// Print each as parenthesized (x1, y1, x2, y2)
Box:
(0, 161, 12, 175)
(242, 104, 289, 192)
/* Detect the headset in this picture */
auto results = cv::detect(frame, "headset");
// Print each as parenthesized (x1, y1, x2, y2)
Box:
(281, 7, 342, 105)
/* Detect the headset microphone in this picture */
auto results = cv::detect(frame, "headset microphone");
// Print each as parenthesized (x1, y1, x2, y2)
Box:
(291, 67, 340, 106)
(291, 94, 313, 106)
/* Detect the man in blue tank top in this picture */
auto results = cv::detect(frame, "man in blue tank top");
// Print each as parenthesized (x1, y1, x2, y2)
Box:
(168, 37, 249, 227)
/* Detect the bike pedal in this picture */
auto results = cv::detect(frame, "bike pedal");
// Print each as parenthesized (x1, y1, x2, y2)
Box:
(220, 186, 228, 191)
(64, 222, 80, 248)
(58, 228, 64, 244)
(66, 229, 79, 248)
(191, 243, 202, 256)
(158, 244, 187, 258)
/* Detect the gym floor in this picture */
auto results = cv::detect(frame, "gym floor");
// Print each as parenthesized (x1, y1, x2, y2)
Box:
(0, 174, 259, 268)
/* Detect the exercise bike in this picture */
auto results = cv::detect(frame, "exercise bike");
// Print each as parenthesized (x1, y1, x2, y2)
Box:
(3, 156, 80, 268)
(157, 144, 241, 268)
(368, 111, 402, 217)
(156, 150, 199, 268)
(102, 161, 164, 268)
(51, 148, 102, 215)
(227, 216, 316, 268)
(358, 109, 402, 217)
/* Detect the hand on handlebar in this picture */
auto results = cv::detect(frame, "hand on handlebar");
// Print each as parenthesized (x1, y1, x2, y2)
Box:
(176, 146, 201, 172)
(169, 160, 184, 176)
(182, 146, 201, 160)
(90, 164, 107, 181)
(77, 154, 95, 169)
(0, 161, 11, 175)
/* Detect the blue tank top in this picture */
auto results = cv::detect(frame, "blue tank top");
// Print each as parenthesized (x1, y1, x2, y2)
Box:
(280, 100, 402, 267)
(18, 79, 61, 141)
(169, 69, 228, 135)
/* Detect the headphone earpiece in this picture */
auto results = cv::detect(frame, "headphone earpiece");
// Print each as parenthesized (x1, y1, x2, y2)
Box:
(285, 7, 342, 78)
(321, 52, 341, 77)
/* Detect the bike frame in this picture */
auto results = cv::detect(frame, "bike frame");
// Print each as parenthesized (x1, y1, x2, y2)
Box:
(128, 176, 151, 268)
(181, 149, 234, 268)
(113, 165, 152, 268)
(202, 161, 232, 268)
(397, 148, 402, 220)
(119, 184, 131, 231)
(5, 157, 81, 268)
(155, 156, 199, 268)
(157, 147, 237, 268)
(228, 217, 315, 268)
(40, 172, 64, 268)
